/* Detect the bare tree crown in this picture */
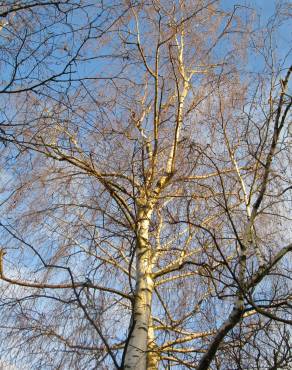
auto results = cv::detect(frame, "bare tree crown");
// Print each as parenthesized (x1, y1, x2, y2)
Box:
(0, 1, 291, 369)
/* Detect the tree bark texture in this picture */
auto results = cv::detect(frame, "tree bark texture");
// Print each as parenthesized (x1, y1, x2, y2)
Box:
(124, 206, 155, 370)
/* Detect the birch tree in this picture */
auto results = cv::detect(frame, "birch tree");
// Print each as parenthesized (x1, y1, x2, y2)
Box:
(0, 1, 291, 369)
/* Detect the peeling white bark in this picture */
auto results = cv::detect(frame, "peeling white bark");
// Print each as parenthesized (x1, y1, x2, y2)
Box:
(124, 207, 154, 370)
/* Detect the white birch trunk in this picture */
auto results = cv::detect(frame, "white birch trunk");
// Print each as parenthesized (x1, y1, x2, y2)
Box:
(124, 207, 154, 370)
(147, 315, 159, 369)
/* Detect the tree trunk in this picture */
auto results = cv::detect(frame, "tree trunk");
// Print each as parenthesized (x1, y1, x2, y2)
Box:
(124, 207, 155, 370)
(147, 316, 159, 369)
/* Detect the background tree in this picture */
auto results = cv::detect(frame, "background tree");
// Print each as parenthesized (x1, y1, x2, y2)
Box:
(0, 1, 291, 369)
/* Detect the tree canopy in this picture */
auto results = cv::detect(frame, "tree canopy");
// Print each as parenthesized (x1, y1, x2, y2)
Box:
(0, 1, 291, 369)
